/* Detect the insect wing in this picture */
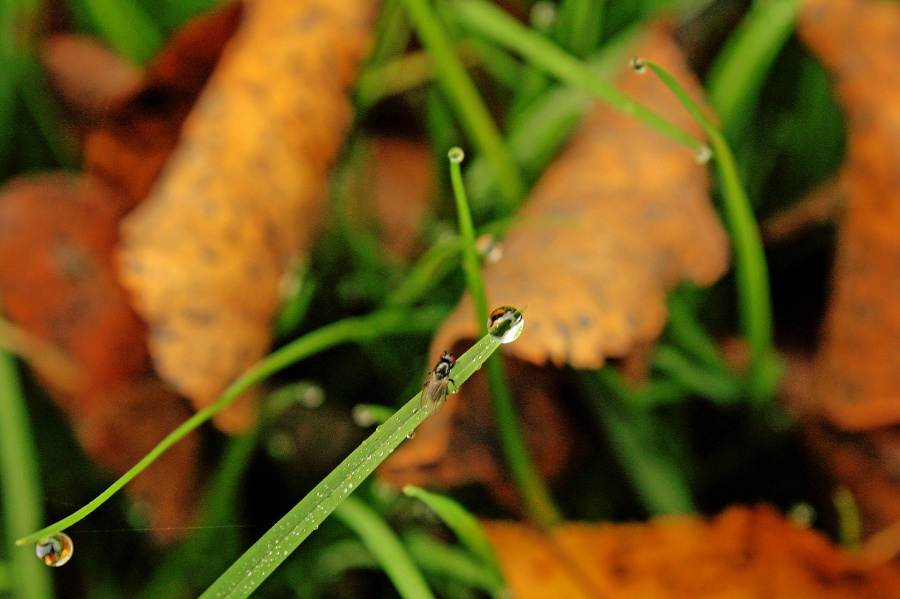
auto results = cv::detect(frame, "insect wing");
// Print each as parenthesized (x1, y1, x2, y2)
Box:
(420, 371, 451, 414)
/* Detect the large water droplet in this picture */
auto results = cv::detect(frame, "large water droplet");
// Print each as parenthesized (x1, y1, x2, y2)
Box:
(487, 306, 525, 343)
(629, 57, 647, 73)
(447, 147, 465, 164)
(694, 144, 712, 164)
(36, 532, 73, 567)
(406, 431, 416, 440)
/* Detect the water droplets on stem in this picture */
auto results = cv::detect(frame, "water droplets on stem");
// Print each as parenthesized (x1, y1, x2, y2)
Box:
(629, 57, 647, 73)
(36, 532, 73, 567)
(694, 144, 712, 164)
(447, 147, 465, 164)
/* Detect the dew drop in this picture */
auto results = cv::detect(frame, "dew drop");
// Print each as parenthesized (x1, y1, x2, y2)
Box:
(412, 408, 419, 415)
(36, 532, 73, 567)
(487, 306, 525, 343)
(530, 1, 556, 31)
(694, 144, 712, 164)
(476, 234, 503, 264)
(447, 147, 465, 164)
(629, 57, 647, 73)
(406, 431, 416, 439)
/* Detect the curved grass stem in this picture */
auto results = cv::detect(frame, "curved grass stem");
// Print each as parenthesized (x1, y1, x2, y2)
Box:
(16, 308, 446, 547)
(448, 149, 563, 528)
(400, 0, 525, 210)
(636, 58, 779, 401)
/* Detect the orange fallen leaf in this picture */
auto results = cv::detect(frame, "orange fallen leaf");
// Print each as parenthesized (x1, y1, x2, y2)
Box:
(117, 0, 378, 432)
(0, 174, 200, 543)
(84, 1, 243, 209)
(382, 24, 728, 503)
(798, 0, 900, 431)
(484, 505, 900, 598)
(379, 356, 576, 511)
(434, 25, 729, 370)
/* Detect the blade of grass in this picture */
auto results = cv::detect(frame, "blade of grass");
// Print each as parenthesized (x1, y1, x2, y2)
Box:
(636, 58, 780, 402)
(404, 530, 506, 597)
(652, 345, 740, 405)
(333, 496, 436, 599)
(403, 485, 504, 592)
(198, 323, 512, 598)
(453, 0, 701, 150)
(448, 148, 562, 528)
(706, 0, 801, 137)
(554, 0, 604, 57)
(0, 348, 53, 599)
(369, 0, 411, 63)
(399, 0, 525, 211)
(16, 307, 446, 547)
(581, 369, 695, 515)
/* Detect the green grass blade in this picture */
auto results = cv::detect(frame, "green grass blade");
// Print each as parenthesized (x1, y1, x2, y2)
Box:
(554, 0, 604, 57)
(637, 58, 778, 401)
(652, 345, 740, 404)
(199, 326, 510, 598)
(0, 349, 53, 599)
(585, 369, 695, 515)
(449, 150, 562, 528)
(16, 308, 446, 547)
(403, 485, 504, 591)
(399, 0, 525, 211)
(706, 0, 801, 136)
(334, 496, 436, 599)
(404, 531, 506, 597)
(453, 0, 701, 149)
(80, 0, 163, 65)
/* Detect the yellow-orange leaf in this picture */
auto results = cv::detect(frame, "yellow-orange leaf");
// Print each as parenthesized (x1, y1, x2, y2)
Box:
(117, 0, 377, 431)
(799, 0, 900, 431)
(484, 506, 900, 598)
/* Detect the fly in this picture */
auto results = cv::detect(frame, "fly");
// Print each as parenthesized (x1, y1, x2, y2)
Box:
(420, 351, 456, 414)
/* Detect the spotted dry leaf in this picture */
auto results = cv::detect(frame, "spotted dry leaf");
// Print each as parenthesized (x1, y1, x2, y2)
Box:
(117, 0, 377, 431)
(484, 505, 900, 599)
(379, 355, 575, 512)
(0, 175, 200, 543)
(798, 0, 900, 431)
(381, 25, 728, 500)
(433, 25, 729, 369)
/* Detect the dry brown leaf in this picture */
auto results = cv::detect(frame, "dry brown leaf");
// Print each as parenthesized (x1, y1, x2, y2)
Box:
(381, 25, 728, 502)
(117, 0, 377, 432)
(433, 25, 729, 370)
(0, 175, 200, 543)
(41, 34, 143, 123)
(484, 505, 900, 598)
(798, 0, 900, 431)
(379, 356, 575, 511)
(84, 1, 243, 209)
(369, 135, 434, 262)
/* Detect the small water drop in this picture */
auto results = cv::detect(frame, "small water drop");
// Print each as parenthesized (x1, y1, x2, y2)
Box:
(530, 1, 556, 31)
(36, 532, 73, 567)
(476, 234, 503, 264)
(629, 57, 647, 73)
(487, 306, 525, 343)
(412, 407, 419, 415)
(447, 147, 465, 164)
(406, 431, 416, 440)
(694, 144, 712, 164)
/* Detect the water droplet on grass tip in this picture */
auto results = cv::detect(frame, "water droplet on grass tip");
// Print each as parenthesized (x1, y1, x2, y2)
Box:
(447, 147, 465, 163)
(629, 57, 647, 73)
(694, 144, 712, 164)
(488, 307, 525, 343)
(36, 532, 73, 567)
